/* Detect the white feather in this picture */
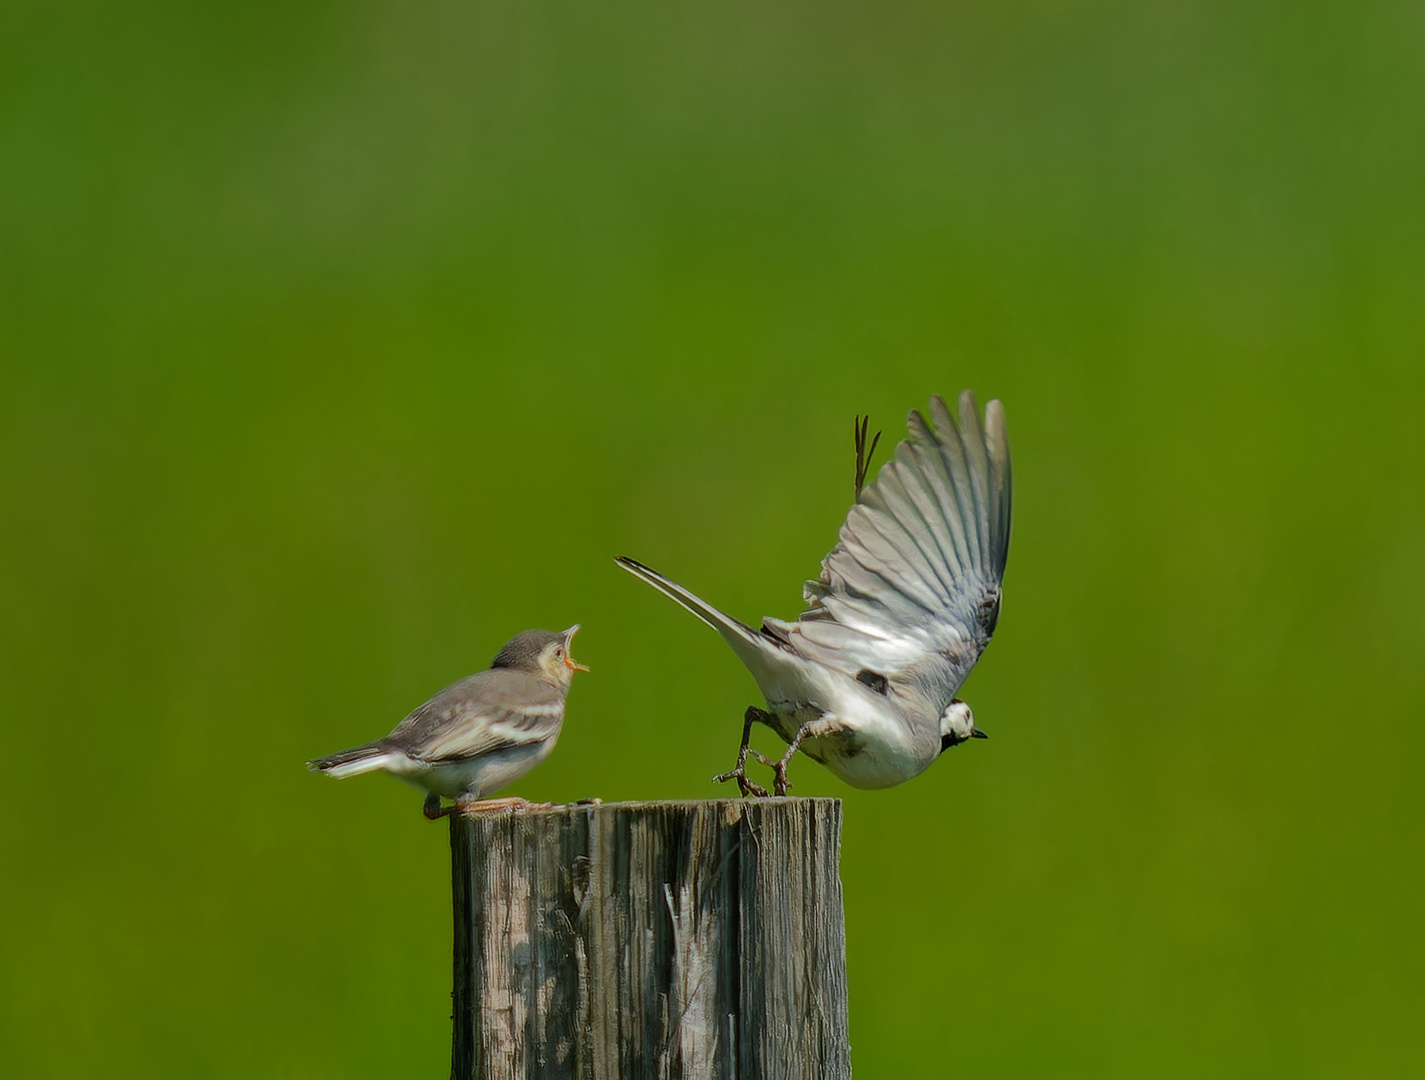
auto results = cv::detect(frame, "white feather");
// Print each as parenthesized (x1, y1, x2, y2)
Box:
(320, 752, 403, 779)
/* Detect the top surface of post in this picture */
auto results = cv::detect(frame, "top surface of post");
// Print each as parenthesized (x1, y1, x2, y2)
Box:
(454, 796, 835, 816)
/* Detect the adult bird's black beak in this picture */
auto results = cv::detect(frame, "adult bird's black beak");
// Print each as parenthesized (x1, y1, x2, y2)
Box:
(971, 727, 989, 739)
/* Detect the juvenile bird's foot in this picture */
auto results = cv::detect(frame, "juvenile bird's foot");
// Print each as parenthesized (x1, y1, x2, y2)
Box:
(455, 795, 553, 816)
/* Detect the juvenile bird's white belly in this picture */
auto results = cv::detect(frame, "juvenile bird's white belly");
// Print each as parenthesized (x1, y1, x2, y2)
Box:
(390, 738, 559, 799)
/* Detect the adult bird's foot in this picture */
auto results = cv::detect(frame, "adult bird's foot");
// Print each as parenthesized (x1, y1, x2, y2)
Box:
(714, 762, 771, 798)
(714, 703, 775, 797)
(769, 717, 828, 797)
(761, 745, 795, 795)
(772, 760, 794, 797)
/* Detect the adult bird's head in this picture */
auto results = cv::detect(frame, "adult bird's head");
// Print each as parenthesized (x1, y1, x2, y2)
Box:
(492, 626, 590, 687)
(939, 699, 988, 753)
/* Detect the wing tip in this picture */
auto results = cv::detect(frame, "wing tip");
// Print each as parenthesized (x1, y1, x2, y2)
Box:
(906, 407, 932, 442)
(899, 391, 1008, 444)
(983, 399, 1008, 451)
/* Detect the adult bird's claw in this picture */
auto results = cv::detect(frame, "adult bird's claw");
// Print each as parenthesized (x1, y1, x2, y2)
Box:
(773, 762, 794, 797)
(714, 763, 771, 798)
(714, 704, 775, 797)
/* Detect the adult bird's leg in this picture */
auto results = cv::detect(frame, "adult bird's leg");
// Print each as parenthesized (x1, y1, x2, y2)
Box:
(771, 716, 841, 796)
(714, 705, 772, 798)
(854, 414, 882, 498)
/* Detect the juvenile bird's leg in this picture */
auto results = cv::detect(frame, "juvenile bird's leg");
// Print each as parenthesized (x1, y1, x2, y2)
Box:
(854, 414, 882, 498)
(714, 705, 772, 798)
(771, 716, 841, 796)
(454, 795, 553, 816)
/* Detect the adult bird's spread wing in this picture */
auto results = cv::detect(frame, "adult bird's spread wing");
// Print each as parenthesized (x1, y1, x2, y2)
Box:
(384, 669, 565, 762)
(765, 391, 1011, 702)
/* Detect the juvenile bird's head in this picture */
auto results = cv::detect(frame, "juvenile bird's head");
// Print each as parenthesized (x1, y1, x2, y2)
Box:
(939, 699, 988, 753)
(492, 626, 589, 687)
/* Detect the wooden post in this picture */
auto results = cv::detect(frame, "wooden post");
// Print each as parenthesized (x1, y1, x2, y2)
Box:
(449, 798, 850, 1080)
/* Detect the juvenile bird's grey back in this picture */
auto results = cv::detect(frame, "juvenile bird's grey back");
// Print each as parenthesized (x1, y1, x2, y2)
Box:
(383, 669, 568, 762)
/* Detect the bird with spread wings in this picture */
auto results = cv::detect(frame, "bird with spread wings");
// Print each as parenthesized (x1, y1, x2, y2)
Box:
(618, 390, 1011, 796)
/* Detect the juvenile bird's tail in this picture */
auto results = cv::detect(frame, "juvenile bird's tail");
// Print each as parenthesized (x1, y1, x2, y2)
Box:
(307, 741, 400, 779)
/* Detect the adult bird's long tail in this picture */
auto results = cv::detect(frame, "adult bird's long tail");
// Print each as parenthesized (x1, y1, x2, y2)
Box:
(614, 556, 770, 664)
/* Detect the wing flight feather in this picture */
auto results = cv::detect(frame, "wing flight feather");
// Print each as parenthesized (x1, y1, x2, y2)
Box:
(787, 391, 1011, 698)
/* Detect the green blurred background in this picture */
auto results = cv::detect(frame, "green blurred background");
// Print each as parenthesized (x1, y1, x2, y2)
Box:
(3, 1, 1423, 1075)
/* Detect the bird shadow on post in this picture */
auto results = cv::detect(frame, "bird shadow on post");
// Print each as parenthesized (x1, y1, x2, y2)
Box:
(449, 798, 850, 1080)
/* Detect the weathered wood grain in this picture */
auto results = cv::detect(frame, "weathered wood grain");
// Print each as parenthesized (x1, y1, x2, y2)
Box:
(449, 798, 849, 1080)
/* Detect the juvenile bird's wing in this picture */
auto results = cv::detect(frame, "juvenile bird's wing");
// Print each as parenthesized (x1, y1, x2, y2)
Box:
(384, 669, 566, 762)
(770, 391, 1011, 701)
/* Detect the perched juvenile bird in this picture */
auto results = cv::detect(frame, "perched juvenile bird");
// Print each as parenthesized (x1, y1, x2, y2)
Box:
(308, 626, 588, 818)
(617, 391, 1010, 796)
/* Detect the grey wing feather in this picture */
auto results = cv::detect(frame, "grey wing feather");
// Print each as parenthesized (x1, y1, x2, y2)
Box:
(383, 669, 565, 762)
(788, 391, 1011, 695)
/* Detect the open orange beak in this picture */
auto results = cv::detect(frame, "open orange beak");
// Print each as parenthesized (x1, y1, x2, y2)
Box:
(561, 625, 590, 672)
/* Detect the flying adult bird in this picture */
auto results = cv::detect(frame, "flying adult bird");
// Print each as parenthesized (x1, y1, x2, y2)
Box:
(308, 627, 588, 818)
(616, 391, 1010, 796)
